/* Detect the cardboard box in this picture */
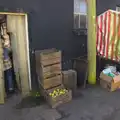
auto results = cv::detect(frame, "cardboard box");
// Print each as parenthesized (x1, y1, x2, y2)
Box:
(100, 72, 120, 92)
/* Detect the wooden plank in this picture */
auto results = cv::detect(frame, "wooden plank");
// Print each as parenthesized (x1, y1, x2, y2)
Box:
(39, 63, 61, 79)
(40, 74, 62, 89)
(36, 49, 61, 61)
(40, 58, 61, 66)
(35, 49, 61, 66)
(0, 37, 5, 104)
(16, 16, 30, 96)
(7, 15, 30, 96)
(0, 12, 26, 16)
(25, 15, 31, 90)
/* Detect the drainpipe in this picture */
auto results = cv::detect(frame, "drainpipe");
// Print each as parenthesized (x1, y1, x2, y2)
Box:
(87, 0, 96, 84)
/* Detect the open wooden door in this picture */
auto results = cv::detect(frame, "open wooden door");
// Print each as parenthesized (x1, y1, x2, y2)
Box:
(7, 14, 30, 96)
(7, 17, 21, 91)
(0, 36, 5, 104)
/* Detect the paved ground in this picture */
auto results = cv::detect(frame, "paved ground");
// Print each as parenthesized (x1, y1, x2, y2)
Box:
(1, 86, 120, 120)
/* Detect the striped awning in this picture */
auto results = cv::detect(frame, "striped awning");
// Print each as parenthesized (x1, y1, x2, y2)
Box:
(97, 10, 120, 62)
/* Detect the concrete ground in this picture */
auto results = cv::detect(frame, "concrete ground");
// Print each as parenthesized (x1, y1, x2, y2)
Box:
(1, 86, 120, 120)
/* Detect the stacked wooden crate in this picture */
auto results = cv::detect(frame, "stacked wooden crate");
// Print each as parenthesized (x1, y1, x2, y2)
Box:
(35, 48, 72, 108)
(35, 48, 62, 89)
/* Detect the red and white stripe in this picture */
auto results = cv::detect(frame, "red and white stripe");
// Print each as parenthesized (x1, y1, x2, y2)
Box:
(97, 10, 120, 62)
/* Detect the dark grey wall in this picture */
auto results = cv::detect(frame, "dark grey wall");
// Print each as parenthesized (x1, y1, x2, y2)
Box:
(0, 0, 87, 89)
(1, 0, 120, 89)
(97, 0, 120, 15)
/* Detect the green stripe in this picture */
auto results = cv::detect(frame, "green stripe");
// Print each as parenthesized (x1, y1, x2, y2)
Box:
(115, 14, 120, 59)
(108, 12, 114, 58)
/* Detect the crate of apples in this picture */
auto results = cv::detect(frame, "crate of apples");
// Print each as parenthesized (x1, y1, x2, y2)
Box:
(49, 88, 68, 99)
(42, 85, 72, 108)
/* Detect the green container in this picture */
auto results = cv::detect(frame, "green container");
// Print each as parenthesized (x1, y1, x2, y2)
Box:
(107, 73, 115, 77)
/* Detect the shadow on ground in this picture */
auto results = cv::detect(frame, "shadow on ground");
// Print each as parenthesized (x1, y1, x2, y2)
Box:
(15, 96, 46, 109)
(15, 89, 83, 109)
(2, 86, 120, 120)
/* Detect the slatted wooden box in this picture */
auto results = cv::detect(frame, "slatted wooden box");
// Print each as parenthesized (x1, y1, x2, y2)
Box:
(35, 48, 62, 89)
(62, 70, 77, 93)
(35, 48, 61, 66)
(35, 48, 62, 78)
(40, 84, 72, 108)
(39, 63, 62, 79)
(39, 74, 62, 89)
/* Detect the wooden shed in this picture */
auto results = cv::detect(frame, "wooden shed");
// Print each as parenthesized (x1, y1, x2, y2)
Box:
(0, 12, 31, 103)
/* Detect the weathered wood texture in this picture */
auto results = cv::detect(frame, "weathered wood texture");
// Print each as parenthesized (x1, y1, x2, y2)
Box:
(35, 49, 62, 89)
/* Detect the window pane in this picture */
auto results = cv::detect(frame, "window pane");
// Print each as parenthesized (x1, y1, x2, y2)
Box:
(74, 0, 87, 14)
(74, 14, 80, 29)
(74, 0, 80, 13)
(80, 15, 86, 28)
(80, 1, 87, 14)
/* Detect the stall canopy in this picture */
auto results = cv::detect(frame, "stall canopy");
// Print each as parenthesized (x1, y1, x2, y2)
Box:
(97, 10, 120, 62)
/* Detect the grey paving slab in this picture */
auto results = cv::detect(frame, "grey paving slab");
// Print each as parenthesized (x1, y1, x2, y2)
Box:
(40, 109, 62, 120)
(1, 86, 120, 120)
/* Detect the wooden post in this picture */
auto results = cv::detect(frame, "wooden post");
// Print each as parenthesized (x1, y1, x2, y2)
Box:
(87, 0, 96, 84)
(0, 37, 5, 104)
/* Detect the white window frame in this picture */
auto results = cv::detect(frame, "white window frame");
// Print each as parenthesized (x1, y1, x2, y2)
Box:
(74, 0, 87, 29)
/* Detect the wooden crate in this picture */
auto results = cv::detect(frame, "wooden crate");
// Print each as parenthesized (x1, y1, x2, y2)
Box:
(39, 48, 61, 61)
(39, 74, 62, 89)
(38, 63, 62, 79)
(35, 48, 61, 66)
(40, 84, 72, 108)
(40, 58, 61, 66)
(62, 70, 77, 93)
